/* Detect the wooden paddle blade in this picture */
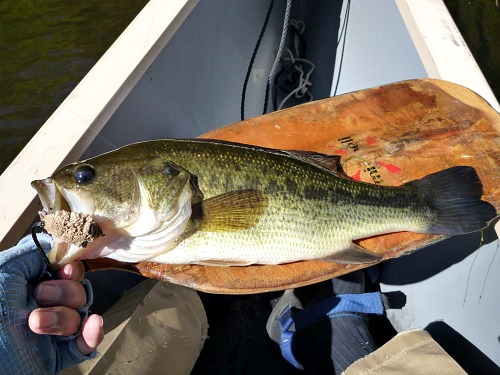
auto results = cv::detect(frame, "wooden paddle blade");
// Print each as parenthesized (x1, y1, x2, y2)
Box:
(84, 79, 500, 294)
(83, 258, 357, 294)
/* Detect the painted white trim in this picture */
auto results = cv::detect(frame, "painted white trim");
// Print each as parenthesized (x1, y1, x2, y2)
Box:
(396, 0, 500, 111)
(0, 0, 198, 248)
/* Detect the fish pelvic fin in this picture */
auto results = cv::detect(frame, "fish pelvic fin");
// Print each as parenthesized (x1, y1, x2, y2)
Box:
(197, 189, 268, 232)
(319, 243, 382, 264)
(407, 166, 497, 235)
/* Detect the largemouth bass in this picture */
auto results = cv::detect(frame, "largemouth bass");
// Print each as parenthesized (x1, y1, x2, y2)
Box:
(31, 139, 497, 266)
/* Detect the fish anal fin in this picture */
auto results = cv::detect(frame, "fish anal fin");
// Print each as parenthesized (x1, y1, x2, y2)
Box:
(198, 189, 268, 232)
(319, 243, 382, 264)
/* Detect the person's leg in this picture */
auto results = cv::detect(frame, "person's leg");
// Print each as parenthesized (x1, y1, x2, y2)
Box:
(344, 329, 467, 375)
(267, 271, 382, 374)
(61, 279, 208, 375)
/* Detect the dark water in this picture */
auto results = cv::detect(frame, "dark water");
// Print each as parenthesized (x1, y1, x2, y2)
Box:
(444, 0, 500, 103)
(0, 0, 149, 173)
(0, 1, 498, 175)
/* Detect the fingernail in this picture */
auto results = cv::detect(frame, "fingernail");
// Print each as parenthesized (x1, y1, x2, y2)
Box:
(36, 311, 58, 330)
(36, 284, 60, 304)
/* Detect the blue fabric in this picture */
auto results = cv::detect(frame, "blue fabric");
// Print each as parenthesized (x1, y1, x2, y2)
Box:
(0, 234, 95, 375)
(279, 292, 384, 369)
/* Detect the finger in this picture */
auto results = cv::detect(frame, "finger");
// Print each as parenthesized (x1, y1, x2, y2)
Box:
(54, 261, 85, 282)
(34, 279, 86, 309)
(29, 306, 81, 336)
(76, 314, 104, 355)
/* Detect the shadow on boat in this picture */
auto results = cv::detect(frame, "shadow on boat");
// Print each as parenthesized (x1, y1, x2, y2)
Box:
(426, 321, 500, 375)
(379, 222, 498, 285)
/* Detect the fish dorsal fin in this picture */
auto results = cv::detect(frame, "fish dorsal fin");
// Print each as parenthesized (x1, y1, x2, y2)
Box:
(196, 190, 268, 232)
(285, 151, 351, 179)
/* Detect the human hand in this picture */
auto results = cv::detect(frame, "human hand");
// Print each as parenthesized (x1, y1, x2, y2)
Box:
(0, 233, 103, 374)
(29, 260, 104, 355)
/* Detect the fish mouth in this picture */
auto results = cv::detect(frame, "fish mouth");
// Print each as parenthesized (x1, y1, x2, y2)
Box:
(31, 178, 70, 213)
(31, 178, 96, 266)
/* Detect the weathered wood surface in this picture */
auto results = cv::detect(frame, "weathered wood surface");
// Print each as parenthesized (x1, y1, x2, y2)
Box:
(84, 79, 500, 294)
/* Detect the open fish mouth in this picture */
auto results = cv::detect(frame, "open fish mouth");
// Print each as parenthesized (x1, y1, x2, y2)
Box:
(31, 178, 101, 266)
(31, 177, 57, 212)
(31, 177, 68, 213)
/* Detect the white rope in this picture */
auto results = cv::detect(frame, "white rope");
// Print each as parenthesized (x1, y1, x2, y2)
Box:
(277, 48, 315, 110)
(264, 0, 292, 113)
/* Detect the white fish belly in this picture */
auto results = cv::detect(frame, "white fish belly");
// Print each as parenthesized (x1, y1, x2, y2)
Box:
(147, 231, 337, 265)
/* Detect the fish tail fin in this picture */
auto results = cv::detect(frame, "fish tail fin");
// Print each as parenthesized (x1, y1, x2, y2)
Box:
(407, 166, 497, 235)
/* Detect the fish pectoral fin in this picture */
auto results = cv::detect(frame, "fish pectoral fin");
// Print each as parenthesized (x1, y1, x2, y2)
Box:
(319, 243, 382, 264)
(196, 189, 268, 232)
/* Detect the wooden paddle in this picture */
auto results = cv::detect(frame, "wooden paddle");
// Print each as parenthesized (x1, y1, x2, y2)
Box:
(83, 79, 500, 294)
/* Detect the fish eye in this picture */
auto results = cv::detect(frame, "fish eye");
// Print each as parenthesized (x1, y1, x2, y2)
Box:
(74, 165, 95, 184)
